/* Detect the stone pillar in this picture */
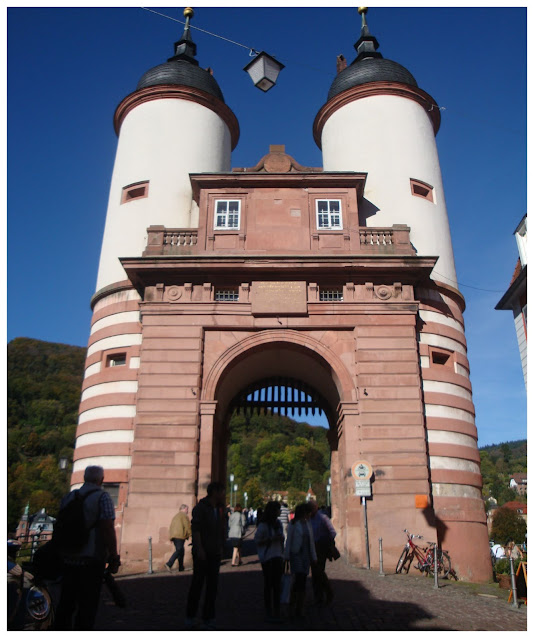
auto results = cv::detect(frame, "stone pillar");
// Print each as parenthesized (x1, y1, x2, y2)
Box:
(198, 401, 218, 494)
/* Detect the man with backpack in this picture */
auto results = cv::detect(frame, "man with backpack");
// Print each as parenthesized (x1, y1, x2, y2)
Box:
(53, 465, 119, 629)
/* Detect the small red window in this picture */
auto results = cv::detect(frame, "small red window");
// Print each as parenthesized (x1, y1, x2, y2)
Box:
(430, 347, 453, 368)
(121, 181, 149, 204)
(410, 179, 434, 202)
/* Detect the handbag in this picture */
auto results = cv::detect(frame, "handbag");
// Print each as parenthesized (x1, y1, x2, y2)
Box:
(327, 539, 341, 561)
(280, 562, 292, 604)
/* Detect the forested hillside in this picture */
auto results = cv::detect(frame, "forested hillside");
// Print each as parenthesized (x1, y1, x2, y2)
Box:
(227, 412, 331, 509)
(479, 440, 527, 506)
(7, 338, 526, 533)
(7, 338, 86, 531)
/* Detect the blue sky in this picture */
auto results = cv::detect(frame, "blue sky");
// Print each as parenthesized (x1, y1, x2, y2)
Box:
(6, 4, 527, 447)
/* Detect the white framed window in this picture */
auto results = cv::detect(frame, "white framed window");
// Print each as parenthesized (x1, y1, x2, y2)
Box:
(215, 200, 241, 229)
(215, 288, 239, 301)
(319, 288, 343, 301)
(316, 199, 342, 229)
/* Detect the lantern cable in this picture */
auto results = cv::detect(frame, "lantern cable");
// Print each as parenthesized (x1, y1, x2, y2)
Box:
(141, 7, 256, 53)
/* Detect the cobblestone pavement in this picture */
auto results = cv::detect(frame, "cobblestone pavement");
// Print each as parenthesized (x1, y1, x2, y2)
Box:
(96, 537, 527, 631)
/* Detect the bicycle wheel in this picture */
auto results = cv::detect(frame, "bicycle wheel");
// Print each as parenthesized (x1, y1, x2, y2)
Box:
(429, 549, 451, 577)
(395, 547, 410, 574)
(440, 551, 451, 577)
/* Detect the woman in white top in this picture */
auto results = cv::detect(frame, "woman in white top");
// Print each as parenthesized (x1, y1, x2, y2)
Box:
(228, 504, 245, 566)
(254, 501, 284, 622)
(283, 502, 317, 617)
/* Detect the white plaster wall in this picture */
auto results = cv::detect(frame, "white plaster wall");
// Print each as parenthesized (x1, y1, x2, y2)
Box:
(419, 333, 467, 357)
(423, 379, 473, 402)
(76, 430, 135, 448)
(429, 457, 480, 472)
(418, 309, 464, 333)
(87, 333, 143, 357)
(513, 306, 527, 386)
(84, 362, 102, 378)
(72, 456, 132, 474)
(91, 311, 140, 335)
(321, 95, 457, 287)
(454, 363, 470, 378)
(93, 289, 141, 313)
(96, 98, 233, 291)
(80, 380, 139, 402)
(427, 430, 477, 448)
(432, 484, 481, 498)
(78, 405, 137, 424)
(425, 404, 475, 424)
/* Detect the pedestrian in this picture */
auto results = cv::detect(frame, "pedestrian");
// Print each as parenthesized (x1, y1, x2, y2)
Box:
(185, 481, 226, 630)
(491, 543, 505, 560)
(283, 502, 317, 618)
(228, 503, 246, 566)
(308, 500, 336, 604)
(255, 500, 285, 622)
(165, 504, 191, 572)
(278, 501, 290, 539)
(53, 465, 120, 630)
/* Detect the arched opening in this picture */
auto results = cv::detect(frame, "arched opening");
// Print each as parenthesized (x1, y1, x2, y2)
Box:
(199, 336, 355, 540)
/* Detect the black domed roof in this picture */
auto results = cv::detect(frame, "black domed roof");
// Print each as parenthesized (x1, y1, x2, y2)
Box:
(328, 57, 417, 101)
(327, 9, 418, 102)
(135, 9, 225, 103)
(137, 60, 225, 102)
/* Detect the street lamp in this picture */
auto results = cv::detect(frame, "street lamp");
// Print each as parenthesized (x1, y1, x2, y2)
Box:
(234, 484, 238, 506)
(243, 51, 285, 92)
(229, 474, 234, 508)
(244, 491, 248, 509)
(327, 477, 332, 508)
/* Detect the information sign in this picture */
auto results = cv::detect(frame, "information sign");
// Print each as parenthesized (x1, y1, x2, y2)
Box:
(351, 460, 373, 480)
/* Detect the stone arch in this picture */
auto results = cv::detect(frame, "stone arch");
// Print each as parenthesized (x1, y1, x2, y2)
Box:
(201, 329, 358, 418)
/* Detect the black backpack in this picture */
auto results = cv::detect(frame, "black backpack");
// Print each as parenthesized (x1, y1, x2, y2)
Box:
(52, 488, 100, 552)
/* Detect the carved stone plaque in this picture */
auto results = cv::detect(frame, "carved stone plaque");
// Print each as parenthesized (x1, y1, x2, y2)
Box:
(251, 281, 307, 315)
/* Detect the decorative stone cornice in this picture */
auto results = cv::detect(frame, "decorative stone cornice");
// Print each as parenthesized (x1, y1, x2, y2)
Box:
(313, 81, 441, 148)
(114, 85, 240, 150)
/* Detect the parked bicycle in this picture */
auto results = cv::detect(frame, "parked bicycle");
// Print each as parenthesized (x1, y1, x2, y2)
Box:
(395, 529, 451, 577)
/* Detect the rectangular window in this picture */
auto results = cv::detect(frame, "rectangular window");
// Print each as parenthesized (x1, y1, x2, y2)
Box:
(121, 181, 149, 204)
(410, 178, 434, 202)
(319, 288, 343, 301)
(215, 288, 239, 301)
(430, 347, 453, 368)
(107, 353, 127, 367)
(215, 200, 241, 229)
(316, 200, 342, 229)
(103, 483, 120, 507)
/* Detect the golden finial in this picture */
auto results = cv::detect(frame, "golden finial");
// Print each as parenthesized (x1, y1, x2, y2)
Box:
(358, 7, 368, 15)
(184, 7, 194, 19)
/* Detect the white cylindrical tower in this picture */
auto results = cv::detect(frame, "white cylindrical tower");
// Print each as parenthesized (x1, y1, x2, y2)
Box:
(72, 10, 239, 537)
(314, 9, 456, 289)
(314, 8, 491, 582)
(96, 10, 239, 292)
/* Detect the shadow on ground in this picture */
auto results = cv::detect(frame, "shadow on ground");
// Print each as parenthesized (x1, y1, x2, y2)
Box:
(95, 534, 451, 631)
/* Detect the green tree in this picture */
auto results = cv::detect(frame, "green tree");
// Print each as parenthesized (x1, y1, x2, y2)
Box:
(491, 507, 527, 545)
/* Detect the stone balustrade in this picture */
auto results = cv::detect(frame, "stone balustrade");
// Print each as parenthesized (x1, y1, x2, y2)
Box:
(143, 223, 413, 256)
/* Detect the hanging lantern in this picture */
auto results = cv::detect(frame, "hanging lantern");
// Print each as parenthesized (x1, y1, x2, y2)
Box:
(243, 51, 285, 92)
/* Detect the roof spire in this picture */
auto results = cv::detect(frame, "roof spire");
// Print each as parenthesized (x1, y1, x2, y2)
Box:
(168, 7, 198, 66)
(354, 7, 382, 62)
